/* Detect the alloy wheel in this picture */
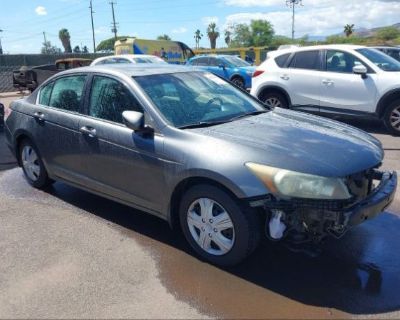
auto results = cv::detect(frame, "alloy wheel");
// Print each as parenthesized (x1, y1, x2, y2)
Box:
(21, 145, 41, 181)
(390, 105, 400, 132)
(264, 97, 282, 108)
(186, 198, 235, 256)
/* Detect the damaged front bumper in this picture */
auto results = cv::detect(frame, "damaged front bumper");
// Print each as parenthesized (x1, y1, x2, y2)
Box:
(249, 170, 398, 243)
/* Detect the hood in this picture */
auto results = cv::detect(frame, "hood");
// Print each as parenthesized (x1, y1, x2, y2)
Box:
(194, 108, 383, 178)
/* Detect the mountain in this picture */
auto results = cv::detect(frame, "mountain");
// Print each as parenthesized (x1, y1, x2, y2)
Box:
(351, 23, 400, 37)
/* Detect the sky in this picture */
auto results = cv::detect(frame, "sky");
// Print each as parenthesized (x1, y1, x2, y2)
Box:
(0, 0, 400, 54)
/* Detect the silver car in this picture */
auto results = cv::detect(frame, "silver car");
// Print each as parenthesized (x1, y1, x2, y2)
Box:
(5, 64, 397, 266)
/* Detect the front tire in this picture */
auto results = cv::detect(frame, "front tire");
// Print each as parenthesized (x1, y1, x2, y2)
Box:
(383, 99, 400, 136)
(19, 139, 53, 188)
(231, 77, 245, 89)
(179, 184, 260, 266)
(260, 91, 288, 109)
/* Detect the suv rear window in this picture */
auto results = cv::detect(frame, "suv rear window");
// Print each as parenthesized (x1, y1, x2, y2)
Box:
(289, 50, 320, 70)
(275, 53, 291, 68)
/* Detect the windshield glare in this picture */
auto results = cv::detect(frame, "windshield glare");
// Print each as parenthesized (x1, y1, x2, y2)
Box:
(134, 72, 264, 128)
(356, 48, 400, 72)
(223, 56, 251, 67)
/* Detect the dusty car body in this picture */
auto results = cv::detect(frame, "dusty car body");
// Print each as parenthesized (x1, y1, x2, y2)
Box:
(13, 58, 92, 92)
(4, 64, 397, 266)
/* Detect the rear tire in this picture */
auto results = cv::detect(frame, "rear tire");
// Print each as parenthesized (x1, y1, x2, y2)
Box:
(383, 99, 400, 136)
(179, 184, 260, 266)
(260, 91, 288, 109)
(19, 139, 53, 189)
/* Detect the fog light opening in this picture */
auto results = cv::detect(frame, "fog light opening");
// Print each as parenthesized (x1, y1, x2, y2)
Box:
(267, 209, 287, 241)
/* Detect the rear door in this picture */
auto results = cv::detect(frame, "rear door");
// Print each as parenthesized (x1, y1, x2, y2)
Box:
(33, 74, 88, 182)
(284, 50, 322, 112)
(319, 49, 378, 114)
(78, 74, 167, 213)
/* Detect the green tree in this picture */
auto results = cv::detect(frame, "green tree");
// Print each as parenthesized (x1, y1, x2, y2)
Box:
(58, 28, 72, 53)
(231, 20, 274, 47)
(96, 36, 129, 52)
(82, 45, 89, 53)
(344, 24, 355, 37)
(376, 26, 400, 41)
(207, 22, 220, 49)
(194, 29, 203, 49)
(157, 34, 171, 41)
(41, 41, 61, 54)
(224, 29, 232, 46)
(251, 20, 274, 46)
(73, 45, 81, 53)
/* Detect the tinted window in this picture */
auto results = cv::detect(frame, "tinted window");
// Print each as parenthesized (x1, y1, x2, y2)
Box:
(290, 50, 320, 70)
(275, 53, 291, 68)
(89, 76, 142, 124)
(38, 82, 54, 106)
(193, 57, 209, 66)
(327, 50, 367, 73)
(208, 57, 220, 66)
(49, 75, 86, 112)
(356, 48, 400, 72)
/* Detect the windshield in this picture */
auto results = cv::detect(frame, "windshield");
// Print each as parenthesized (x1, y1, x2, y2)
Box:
(134, 72, 265, 128)
(356, 48, 400, 72)
(223, 56, 251, 67)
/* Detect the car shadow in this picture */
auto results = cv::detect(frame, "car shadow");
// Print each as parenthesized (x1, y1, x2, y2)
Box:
(47, 181, 400, 315)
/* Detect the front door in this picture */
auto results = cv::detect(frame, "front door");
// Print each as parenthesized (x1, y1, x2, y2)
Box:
(78, 75, 166, 213)
(319, 50, 378, 114)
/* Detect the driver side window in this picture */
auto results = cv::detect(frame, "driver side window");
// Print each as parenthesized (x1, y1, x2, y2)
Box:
(326, 50, 365, 73)
(89, 76, 142, 124)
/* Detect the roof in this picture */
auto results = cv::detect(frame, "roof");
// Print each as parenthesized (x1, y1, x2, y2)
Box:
(57, 63, 195, 77)
(266, 44, 368, 58)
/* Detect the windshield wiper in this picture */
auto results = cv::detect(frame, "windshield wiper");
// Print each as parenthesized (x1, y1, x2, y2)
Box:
(228, 110, 268, 121)
(178, 120, 229, 129)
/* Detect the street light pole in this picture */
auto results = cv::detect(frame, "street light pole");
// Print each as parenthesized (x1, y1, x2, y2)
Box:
(0, 29, 3, 55)
(286, 0, 303, 40)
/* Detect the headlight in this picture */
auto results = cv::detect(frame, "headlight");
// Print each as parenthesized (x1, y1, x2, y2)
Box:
(245, 163, 351, 200)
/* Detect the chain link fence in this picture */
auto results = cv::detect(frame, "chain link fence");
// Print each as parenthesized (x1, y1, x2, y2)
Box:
(0, 53, 107, 93)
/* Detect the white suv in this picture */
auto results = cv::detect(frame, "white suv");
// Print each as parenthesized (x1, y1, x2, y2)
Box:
(251, 45, 400, 135)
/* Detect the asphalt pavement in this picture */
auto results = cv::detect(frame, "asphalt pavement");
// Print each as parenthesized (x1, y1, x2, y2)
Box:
(1, 94, 400, 319)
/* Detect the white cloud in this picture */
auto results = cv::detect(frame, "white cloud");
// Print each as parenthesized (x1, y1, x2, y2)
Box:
(202, 16, 219, 26)
(172, 27, 187, 34)
(94, 26, 108, 35)
(35, 6, 47, 15)
(224, 0, 400, 37)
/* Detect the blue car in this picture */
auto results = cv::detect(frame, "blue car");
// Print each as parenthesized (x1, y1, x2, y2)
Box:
(186, 55, 255, 90)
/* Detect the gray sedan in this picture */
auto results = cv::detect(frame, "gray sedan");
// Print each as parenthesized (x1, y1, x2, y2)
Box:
(4, 64, 397, 266)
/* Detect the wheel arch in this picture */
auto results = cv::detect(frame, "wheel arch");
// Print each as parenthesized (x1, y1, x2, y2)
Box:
(167, 176, 247, 230)
(13, 130, 36, 167)
(376, 89, 400, 118)
(257, 85, 292, 107)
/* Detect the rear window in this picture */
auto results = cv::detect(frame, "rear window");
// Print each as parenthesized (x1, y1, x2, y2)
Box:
(274, 53, 291, 68)
(289, 50, 320, 70)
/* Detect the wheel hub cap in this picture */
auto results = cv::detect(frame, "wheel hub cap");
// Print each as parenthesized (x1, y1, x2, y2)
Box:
(21, 146, 40, 181)
(187, 198, 235, 256)
(264, 97, 282, 108)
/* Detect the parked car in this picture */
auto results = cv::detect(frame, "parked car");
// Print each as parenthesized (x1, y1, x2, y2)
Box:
(251, 45, 400, 135)
(90, 54, 167, 66)
(5, 64, 397, 266)
(186, 54, 255, 90)
(13, 58, 92, 92)
(373, 46, 400, 62)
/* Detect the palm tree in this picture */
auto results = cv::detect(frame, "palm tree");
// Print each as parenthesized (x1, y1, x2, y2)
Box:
(224, 30, 232, 47)
(344, 24, 355, 37)
(58, 28, 72, 53)
(207, 23, 220, 49)
(194, 29, 203, 49)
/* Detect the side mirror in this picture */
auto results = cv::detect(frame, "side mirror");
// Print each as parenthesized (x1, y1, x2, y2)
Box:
(219, 64, 226, 69)
(353, 65, 368, 78)
(122, 111, 144, 131)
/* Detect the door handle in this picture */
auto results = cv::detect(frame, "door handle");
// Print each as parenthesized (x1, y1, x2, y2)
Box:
(79, 126, 97, 138)
(322, 79, 334, 86)
(280, 74, 290, 80)
(33, 111, 45, 122)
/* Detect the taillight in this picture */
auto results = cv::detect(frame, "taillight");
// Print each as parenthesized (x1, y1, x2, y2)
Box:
(252, 70, 264, 77)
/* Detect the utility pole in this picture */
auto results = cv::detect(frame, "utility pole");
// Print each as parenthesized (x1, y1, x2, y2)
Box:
(286, 0, 303, 40)
(89, 0, 96, 53)
(0, 29, 3, 55)
(110, 1, 118, 42)
(42, 31, 48, 54)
